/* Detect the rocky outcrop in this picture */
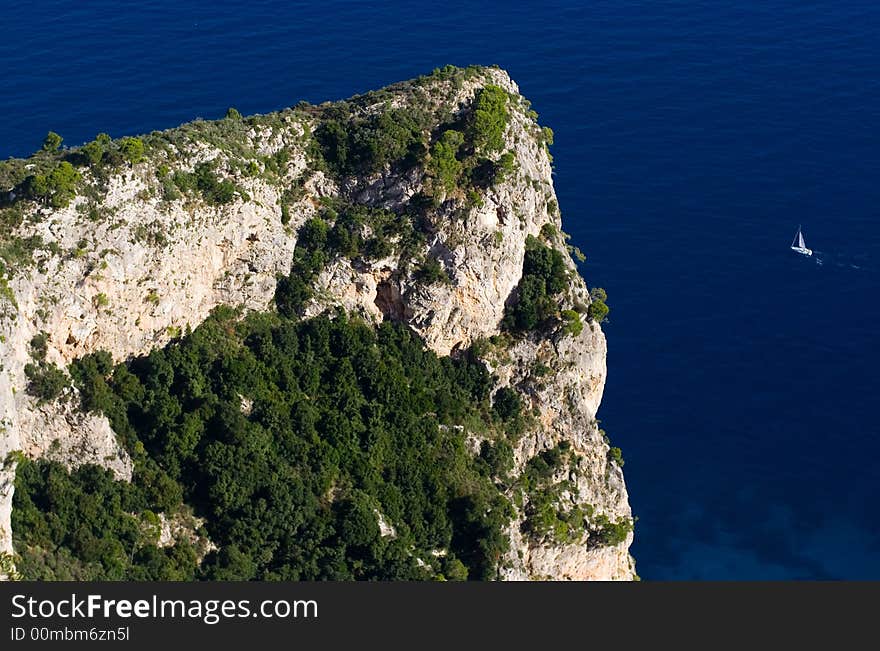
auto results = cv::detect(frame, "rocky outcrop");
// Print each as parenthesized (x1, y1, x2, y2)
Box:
(0, 66, 634, 580)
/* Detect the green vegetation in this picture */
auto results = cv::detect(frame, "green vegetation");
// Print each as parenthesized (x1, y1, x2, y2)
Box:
(315, 102, 431, 177)
(15, 307, 517, 580)
(469, 150, 516, 189)
(467, 86, 509, 153)
(0, 552, 22, 580)
(540, 223, 558, 242)
(23, 161, 81, 208)
(4, 66, 628, 580)
(23, 330, 68, 402)
(561, 309, 584, 336)
(24, 361, 68, 403)
(12, 460, 199, 580)
(589, 513, 633, 546)
(428, 130, 464, 192)
(42, 132, 63, 152)
(415, 257, 449, 285)
(607, 446, 624, 467)
(275, 217, 329, 316)
(29, 332, 49, 360)
(312, 74, 511, 202)
(492, 151, 516, 184)
(492, 387, 522, 421)
(520, 444, 585, 543)
(519, 443, 632, 547)
(502, 235, 568, 332)
(81, 139, 104, 166)
(276, 199, 425, 316)
(587, 299, 609, 323)
(479, 439, 514, 482)
(119, 137, 146, 164)
(172, 162, 237, 205)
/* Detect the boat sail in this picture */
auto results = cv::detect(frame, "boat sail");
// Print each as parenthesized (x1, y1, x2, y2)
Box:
(791, 225, 812, 256)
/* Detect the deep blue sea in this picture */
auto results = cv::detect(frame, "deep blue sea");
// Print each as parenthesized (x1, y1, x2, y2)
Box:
(3, 0, 879, 579)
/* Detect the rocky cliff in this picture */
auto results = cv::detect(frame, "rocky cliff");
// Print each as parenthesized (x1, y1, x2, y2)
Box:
(0, 66, 635, 580)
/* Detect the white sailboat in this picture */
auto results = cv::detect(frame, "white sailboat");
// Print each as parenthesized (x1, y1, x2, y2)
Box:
(791, 225, 812, 256)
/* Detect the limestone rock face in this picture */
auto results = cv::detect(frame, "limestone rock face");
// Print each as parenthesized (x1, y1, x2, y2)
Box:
(0, 67, 634, 580)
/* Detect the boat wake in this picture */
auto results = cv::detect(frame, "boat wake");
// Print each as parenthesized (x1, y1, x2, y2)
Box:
(811, 251, 873, 272)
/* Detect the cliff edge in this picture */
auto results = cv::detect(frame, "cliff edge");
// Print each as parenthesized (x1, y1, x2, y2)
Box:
(0, 66, 635, 580)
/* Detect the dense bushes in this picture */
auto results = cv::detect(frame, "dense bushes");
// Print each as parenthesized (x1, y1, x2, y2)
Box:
(467, 86, 509, 153)
(587, 287, 609, 322)
(22, 331, 69, 401)
(15, 309, 513, 580)
(492, 387, 522, 421)
(503, 236, 569, 332)
(12, 460, 198, 580)
(42, 131, 63, 152)
(314, 79, 510, 192)
(428, 129, 464, 192)
(415, 257, 449, 285)
(315, 103, 431, 177)
(172, 162, 237, 205)
(23, 361, 68, 402)
(23, 161, 80, 208)
(587, 299, 609, 323)
(275, 216, 330, 316)
(119, 137, 146, 164)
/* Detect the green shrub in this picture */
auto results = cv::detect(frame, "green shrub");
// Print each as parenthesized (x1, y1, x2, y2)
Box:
(42, 131, 63, 152)
(173, 162, 237, 205)
(442, 557, 469, 581)
(589, 286, 607, 302)
(493, 151, 516, 184)
(81, 140, 104, 166)
(29, 332, 49, 361)
(480, 439, 514, 480)
(540, 223, 558, 241)
(24, 161, 80, 208)
(502, 236, 568, 332)
(172, 170, 196, 193)
(561, 309, 583, 336)
(589, 514, 632, 547)
(428, 130, 464, 192)
(587, 299, 609, 323)
(469, 150, 516, 189)
(415, 257, 449, 285)
(275, 217, 329, 316)
(24, 361, 68, 402)
(467, 85, 509, 153)
(119, 137, 145, 164)
(12, 458, 197, 580)
(607, 446, 624, 467)
(315, 103, 430, 177)
(492, 387, 522, 421)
